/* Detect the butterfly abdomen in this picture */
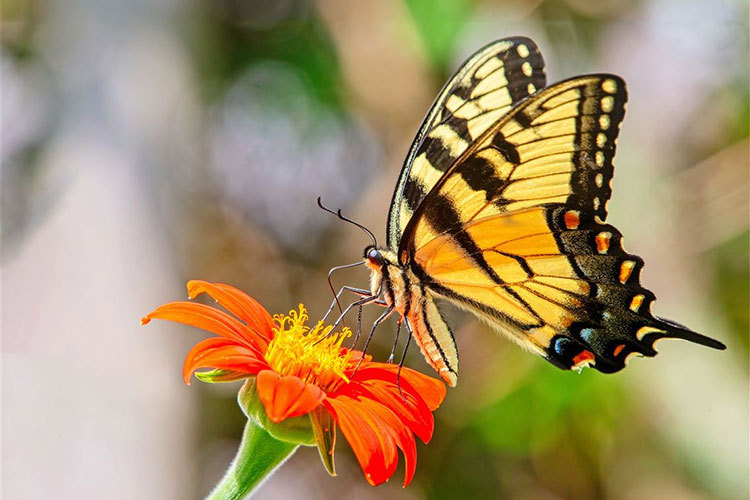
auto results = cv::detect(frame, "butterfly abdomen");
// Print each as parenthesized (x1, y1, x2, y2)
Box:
(404, 277, 460, 387)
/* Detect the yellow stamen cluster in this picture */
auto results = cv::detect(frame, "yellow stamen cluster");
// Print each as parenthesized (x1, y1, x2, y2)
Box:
(264, 305, 354, 392)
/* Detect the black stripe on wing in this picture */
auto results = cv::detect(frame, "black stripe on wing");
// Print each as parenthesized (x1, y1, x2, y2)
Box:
(566, 76, 627, 222)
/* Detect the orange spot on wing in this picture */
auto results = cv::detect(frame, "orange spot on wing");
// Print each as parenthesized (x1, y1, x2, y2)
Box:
(595, 232, 611, 254)
(619, 261, 635, 283)
(613, 344, 625, 356)
(564, 210, 580, 229)
(629, 294, 644, 312)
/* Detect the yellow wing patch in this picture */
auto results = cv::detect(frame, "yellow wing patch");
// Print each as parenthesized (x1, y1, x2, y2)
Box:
(414, 208, 588, 340)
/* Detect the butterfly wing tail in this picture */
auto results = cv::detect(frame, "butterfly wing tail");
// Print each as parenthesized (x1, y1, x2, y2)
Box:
(656, 317, 726, 350)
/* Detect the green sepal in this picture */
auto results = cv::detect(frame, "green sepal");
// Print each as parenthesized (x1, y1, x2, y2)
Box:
(310, 406, 337, 476)
(195, 369, 250, 383)
(238, 377, 316, 446)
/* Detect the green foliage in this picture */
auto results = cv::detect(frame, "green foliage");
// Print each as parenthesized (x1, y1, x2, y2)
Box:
(710, 232, 750, 355)
(403, 0, 474, 69)
(422, 364, 626, 499)
(185, 3, 343, 106)
(425, 428, 504, 499)
(469, 365, 625, 455)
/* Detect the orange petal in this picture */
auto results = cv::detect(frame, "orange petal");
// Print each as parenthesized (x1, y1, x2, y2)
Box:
(256, 370, 325, 423)
(361, 398, 417, 487)
(187, 281, 274, 346)
(354, 379, 434, 443)
(354, 397, 416, 487)
(142, 302, 266, 353)
(325, 394, 418, 486)
(354, 364, 446, 411)
(183, 338, 268, 384)
(324, 396, 395, 486)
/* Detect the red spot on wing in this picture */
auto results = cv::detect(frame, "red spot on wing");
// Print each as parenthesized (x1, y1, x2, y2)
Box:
(572, 349, 595, 366)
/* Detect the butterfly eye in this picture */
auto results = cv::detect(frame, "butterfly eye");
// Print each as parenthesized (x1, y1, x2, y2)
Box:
(366, 247, 384, 266)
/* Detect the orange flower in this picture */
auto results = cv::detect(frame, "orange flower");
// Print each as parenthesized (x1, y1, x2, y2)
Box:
(141, 280, 446, 486)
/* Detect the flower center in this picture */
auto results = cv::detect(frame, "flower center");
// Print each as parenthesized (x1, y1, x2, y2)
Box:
(264, 305, 353, 392)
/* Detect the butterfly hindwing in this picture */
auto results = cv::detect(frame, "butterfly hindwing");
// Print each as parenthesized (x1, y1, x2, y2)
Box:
(387, 37, 546, 249)
(540, 207, 723, 371)
(411, 206, 723, 373)
(401, 74, 724, 373)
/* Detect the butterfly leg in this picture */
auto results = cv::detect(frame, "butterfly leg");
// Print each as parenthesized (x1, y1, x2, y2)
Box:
(316, 295, 379, 346)
(354, 305, 395, 373)
(348, 303, 364, 349)
(330, 293, 381, 332)
(322, 286, 372, 323)
(396, 320, 414, 401)
(387, 317, 402, 363)
(348, 296, 400, 349)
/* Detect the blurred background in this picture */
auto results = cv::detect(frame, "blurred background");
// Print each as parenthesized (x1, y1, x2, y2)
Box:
(2, 0, 748, 499)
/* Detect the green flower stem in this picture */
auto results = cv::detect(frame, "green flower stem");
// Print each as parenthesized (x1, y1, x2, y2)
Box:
(207, 419, 298, 500)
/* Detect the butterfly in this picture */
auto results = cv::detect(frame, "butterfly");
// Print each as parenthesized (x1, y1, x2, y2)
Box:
(336, 36, 725, 387)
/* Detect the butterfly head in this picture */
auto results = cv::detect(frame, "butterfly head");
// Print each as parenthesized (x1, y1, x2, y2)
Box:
(364, 245, 385, 269)
(363, 245, 399, 270)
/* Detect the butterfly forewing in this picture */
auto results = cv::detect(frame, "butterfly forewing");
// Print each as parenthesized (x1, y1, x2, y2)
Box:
(401, 74, 724, 373)
(387, 36, 546, 249)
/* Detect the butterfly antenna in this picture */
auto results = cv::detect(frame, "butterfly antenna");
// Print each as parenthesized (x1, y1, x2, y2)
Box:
(317, 197, 377, 247)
